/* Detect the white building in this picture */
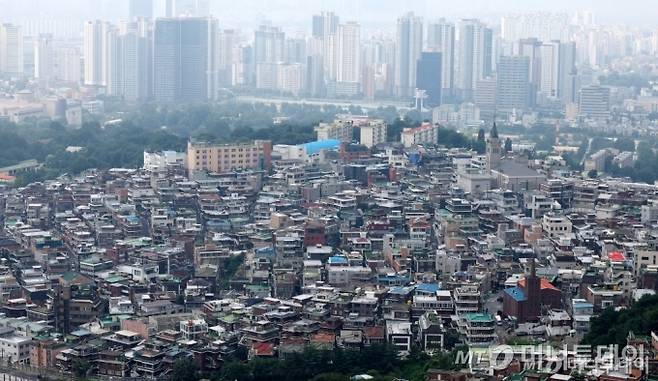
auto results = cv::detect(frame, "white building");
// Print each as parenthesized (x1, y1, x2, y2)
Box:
(635, 250, 658, 278)
(326, 266, 370, 287)
(83, 20, 105, 86)
(0, 332, 32, 363)
(401, 122, 439, 147)
(541, 213, 572, 238)
(359, 120, 387, 148)
(386, 320, 413, 353)
(55, 46, 82, 84)
(455, 19, 491, 97)
(272, 145, 305, 161)
(114, 20, 151, 101)
(315, 120, 354, 142)
(0, 23, 24, 76)
(453, 284, 480, 315)
(579, 85, 610, 120)
(463, 313, 496, 347)
(641, 203, 658, 224)
(180, 319, 208, 341)
(584, 149, 609, 172)
(276, 63, 303, 95)
(539, 41, 559, 99)
(34, 34, 54, 81)
(336, 22, 361, 95)
(143, 150, 187, 172)
(395, 13, 423, 97)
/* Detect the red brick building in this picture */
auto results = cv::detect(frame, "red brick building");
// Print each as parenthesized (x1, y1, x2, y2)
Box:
(503, 261, 562, 322)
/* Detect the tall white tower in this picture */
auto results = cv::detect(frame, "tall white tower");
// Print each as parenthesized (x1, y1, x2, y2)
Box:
(0, 23, 24, 76)
(34, 34, 54, 82)
(83, 20, 104, 86)
(336, 22, 360, 85)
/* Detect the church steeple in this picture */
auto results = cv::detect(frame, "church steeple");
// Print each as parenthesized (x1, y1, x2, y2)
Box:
(486, 121, 501, 173)
(490, 122, 499, 139)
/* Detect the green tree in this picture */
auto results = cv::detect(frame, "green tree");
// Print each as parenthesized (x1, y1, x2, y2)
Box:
(219, 361, 250, 381)
(172, 358, 199, 381)
(584, 294, 658, 350)
(613, 137, 635, 152)
(72, 359, 91, 378)
(309, 373, 350, 381)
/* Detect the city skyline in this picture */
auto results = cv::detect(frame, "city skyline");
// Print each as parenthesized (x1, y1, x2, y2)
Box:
(0, 1, 648, 112)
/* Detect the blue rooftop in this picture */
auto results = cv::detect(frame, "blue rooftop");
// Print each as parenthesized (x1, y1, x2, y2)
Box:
(504, 286, 527, 302)
(328, 256, 348, 265)
(70, 329, 91, 337)
(300, 139, 340, 155)
(255, 247, 275, 258)
(389, 286, 414, 295)
(415, 283, 440, 294)
(377, 273, 410, 285)
(126, 215, 140, 223)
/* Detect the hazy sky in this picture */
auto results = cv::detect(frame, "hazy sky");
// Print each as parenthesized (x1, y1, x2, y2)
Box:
(1, 0, 656, 32)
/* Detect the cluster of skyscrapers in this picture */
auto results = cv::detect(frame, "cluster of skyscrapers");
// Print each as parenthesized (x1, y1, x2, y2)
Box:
(0, 2, 655, 113)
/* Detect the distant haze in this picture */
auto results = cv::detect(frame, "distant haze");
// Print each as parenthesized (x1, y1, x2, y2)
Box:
(0, 0, 655, 32)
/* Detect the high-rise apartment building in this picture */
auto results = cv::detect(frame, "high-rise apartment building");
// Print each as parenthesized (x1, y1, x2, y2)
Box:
(578, 85, 610, 120)
(285, 37, 306, 64)
(517, 38, 542, 105)
(101, 23, 119, 94)
(474, 77, 497, 121)
(496, 55, 530, 112)
(0, 23, 24, 76)
(136, 19, 154, 100)
(277, 63, 303, 95)
(557, 42, 577, 104)
(34, 34, 54, 82)
(82, 20, 119, 90)
(306, 54, 325, 97)
(456, 19, 492, 100)
(362, 37, 395, 98)
(416, 52, 442, 107)
(395, 12, 423, 98)
(336, 22, 361, 94)
(114, 21, 152, 101)
(153, 17, 217, 102)
(312, 11, 339, 39)
(539, 41, 560, 99)
(55, 46, 81, 84)
(427, 20, 455, 99)
(254, 25, 285, 64)
(83, 20, 104, 86)
(312, 11, 339, 80)
(254, 24, 285, 88)
(217, 29, 236, 87)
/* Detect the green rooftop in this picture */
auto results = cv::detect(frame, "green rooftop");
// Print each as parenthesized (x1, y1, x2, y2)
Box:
(464, 312, 493, 323)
